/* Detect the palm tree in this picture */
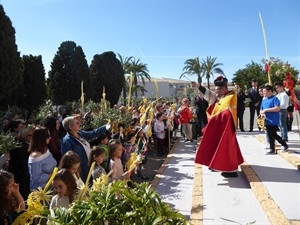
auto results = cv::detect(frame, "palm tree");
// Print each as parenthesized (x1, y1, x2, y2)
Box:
(117, 55, 151, 101)
(117, 54, 133, 105)
(180, 56, 204, 84)
(202, 56, 224, 89)
(129, 58, 151, 97)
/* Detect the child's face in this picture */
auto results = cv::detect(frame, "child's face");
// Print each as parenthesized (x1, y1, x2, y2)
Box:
(94, 153, 106, 165)
(113, 144, 123, 158)
(69, 163, 80, 175)
(53, 179, 68, 197)
(7, 177, 15, 197)
(101, 137, 109, 145)
(137, 131, 143, 137)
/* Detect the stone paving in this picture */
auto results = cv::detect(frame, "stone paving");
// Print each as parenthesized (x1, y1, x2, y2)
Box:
(152, 122, 300, 225)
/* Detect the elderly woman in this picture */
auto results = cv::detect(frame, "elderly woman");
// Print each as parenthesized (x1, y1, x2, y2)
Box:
(61, 116, 110, 182)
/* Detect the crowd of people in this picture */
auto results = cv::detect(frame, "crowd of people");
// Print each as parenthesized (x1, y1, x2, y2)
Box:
(0, 96, 203, 224)
(1, 76, 300, 224)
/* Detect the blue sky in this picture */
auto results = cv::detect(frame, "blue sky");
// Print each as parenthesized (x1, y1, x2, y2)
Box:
(1, 0, 299, 82)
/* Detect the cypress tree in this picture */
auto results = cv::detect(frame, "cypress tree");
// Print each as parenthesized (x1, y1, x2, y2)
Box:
(90, 51, 125, 106)
(22, 55, 47, 112)
(0, 5, 23, 109)
(47, 41, 90, 105)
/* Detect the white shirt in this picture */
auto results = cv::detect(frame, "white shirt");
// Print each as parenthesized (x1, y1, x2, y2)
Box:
(276, 92, 289, 109)
(50, 195, 70, 209)
(154, 120, 166, 139)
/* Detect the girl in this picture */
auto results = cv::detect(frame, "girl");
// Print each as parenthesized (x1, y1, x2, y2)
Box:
(59, 151, 84, 189)
(88, 146, 107, 180)
(108, 139, 131, 181)
(134, 128, 149, 180)
(122, 132, 136, 166)
(49, 169, 77, 209)
(154, 113, 166, 156)
(0, 170, 25, 224)
(28, 127, 57, 190)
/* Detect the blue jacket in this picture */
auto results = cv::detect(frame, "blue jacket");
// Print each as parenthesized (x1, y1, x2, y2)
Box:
(61, 125, 108, 182)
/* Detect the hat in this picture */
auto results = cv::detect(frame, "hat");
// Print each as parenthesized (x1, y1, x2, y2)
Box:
(214, 76, 228, 87)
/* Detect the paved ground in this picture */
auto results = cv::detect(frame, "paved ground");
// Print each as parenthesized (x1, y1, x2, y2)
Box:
(150, 111, 300, 225)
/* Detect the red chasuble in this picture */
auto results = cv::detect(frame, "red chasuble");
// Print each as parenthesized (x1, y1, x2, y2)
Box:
(195, 91, 244, 171)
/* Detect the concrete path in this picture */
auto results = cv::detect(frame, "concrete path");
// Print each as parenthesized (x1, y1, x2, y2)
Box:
(152, 125, 300, 225)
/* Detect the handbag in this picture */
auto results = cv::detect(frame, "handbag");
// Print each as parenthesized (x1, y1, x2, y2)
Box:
(257, 115, 265, 131)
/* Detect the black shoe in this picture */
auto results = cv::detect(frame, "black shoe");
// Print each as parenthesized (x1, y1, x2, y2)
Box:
(240, 129, 245, 132)
(221, 172, 238, 178)
(189, 139, 193, 142)
(248, 129, 253, 132)
(184, 139, 189, 142)
(266, 150, 276, 154)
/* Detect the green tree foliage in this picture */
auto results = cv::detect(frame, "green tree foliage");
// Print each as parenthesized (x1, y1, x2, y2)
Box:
(47, 41, 90, 105)
(180, 56, 203, 84)
(232, 61, 264, 90)
(232, 59, 299, 91)
(263, 58, 299, 85)
(21, 55, 47, 112)
(130, 58, 151, 97)
(202, 56, 224, 89)
(90, 51, 124, 106)
(117, 54, 133, 104)
(0, 5, 23, 109)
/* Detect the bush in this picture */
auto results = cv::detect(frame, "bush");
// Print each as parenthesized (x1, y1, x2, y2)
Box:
(48, 181, 190, 225)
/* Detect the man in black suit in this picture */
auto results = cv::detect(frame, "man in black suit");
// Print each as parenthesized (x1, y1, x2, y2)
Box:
(247, 79, 262, 131)
(236, 85, 246, 132)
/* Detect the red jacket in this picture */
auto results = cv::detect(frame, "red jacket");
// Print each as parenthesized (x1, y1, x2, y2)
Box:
(179, 108, 193, 124)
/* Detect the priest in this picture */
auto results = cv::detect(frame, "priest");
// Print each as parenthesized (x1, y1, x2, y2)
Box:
(191, 76, 244, 177)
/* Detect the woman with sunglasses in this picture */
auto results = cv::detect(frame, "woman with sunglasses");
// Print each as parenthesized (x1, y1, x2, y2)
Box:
(28, 127, 57, 190)
(61, 116, 110, 182)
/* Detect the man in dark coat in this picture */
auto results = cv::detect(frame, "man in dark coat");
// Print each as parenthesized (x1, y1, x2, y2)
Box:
(247, 79, 262, 131)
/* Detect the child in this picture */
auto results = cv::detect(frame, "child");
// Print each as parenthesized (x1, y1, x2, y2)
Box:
(98, 133, 109, 169)
(154, 113, 166, 156)
(111, 123, 126, 145)
(49, 169, 77, 209)
(134, 128, 149, 180)
(0, 170, 25, 224)
(122, 132, 136, 166)
(108, 139, 131, 181)
(59, 151, 84, 188)
(89, 146, 107, 180)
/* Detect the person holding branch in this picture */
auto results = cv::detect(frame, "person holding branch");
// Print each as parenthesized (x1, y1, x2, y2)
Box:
(191, 76, 244, 177)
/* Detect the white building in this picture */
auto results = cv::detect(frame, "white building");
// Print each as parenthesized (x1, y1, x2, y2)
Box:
(137, 77, 198, 99)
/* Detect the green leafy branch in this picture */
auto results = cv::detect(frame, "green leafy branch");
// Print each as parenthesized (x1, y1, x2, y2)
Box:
(0, 131, 22, 154)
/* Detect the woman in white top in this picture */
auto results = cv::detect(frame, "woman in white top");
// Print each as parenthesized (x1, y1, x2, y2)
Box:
(28, 127, 57, 190)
